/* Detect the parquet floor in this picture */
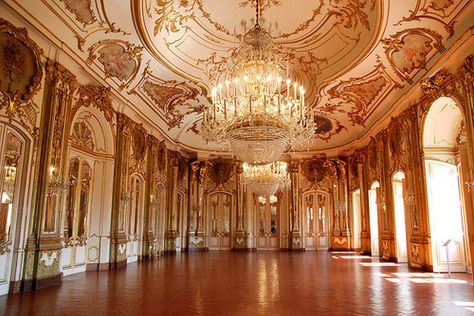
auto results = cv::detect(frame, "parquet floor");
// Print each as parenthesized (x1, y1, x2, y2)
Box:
(1, 251, 473, 315)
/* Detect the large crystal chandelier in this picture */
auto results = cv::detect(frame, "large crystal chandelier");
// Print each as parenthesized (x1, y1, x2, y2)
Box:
(201, 0, 314, 164)
(241, 161, 290, 196)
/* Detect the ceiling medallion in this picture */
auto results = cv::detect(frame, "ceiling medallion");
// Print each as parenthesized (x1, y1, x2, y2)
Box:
(241, 161, 290, 197)
(201, 0, 315, 164)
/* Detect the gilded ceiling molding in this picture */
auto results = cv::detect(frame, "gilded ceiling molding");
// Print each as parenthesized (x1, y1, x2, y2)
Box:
(129, 65, 204, 130)
(327, 0, 375, 30)
(136, 0, 380, 116)
(87, 40, 143, 90)
(393, 0, 467, 37)
(382, 28, 444, 83)
(312, 114, 347, 141)
(0, 18, 43, 131)
(73, 84, 114, 123)
(60, 0, 96, 25)
(327, 60, 401, 126)
(42, 0, 130, 51)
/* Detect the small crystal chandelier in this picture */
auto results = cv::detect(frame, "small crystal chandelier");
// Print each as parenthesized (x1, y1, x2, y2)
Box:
(201, 0, 314, 164)
(241, 161, 291, 196)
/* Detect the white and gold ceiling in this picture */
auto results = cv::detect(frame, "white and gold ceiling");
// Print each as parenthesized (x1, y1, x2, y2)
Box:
(5, 0, 473, 156)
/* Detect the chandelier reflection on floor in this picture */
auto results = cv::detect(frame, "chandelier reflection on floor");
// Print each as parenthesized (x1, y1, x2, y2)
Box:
(241, 161, 290, 196)
(201, 0, 314, 164)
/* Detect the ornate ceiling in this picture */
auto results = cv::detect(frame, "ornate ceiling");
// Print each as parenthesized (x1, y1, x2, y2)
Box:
(6, 0, 474, 156)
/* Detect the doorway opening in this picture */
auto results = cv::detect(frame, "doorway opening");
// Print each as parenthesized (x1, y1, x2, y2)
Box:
(392, 172, 408, 263)
(352, 189, 361, 251)
(423, 96, 467, 272)
(368, 181, 380, 257)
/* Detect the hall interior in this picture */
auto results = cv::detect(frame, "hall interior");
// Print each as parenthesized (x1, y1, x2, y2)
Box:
(0, 0, 473, 314)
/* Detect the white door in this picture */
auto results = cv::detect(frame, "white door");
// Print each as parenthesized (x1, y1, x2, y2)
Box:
(368, 186, 379, 257)
(62, 158, 92, 275)
(208, 193, 231, 250)
(256, 195, 280, 250)
(352, 190, 361, 250)
(127, 176, 143, 262)
(0, 127, 26, 295)
(392, 177, 408, 263)
(304, 193, 316, 250)
(426, 160, 466, 272)
(303, 192, 329, 250)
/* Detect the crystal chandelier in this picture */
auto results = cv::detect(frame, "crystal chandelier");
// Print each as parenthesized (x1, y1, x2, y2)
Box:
(201, 0, 314, 164)
(241, 161, 290, 196)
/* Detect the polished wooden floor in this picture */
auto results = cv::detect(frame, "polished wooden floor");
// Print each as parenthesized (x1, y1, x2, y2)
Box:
(1, 251, 473, 315)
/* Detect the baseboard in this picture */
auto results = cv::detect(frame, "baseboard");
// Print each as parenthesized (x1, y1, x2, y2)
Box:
(21, 273, 63, 292)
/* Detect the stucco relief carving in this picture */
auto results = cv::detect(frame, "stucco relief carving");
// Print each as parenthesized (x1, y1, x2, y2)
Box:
(48, 61, 79, 175)
(38, 251, 60, 277)
(300, 157, 338, 193)
(0, 19, 43, 133)
(87, 40, 143, 90)
(70, 121, 95, 151)
(410, 243, 422, 264)
(0, 240, 12, 255)
(129, 125, 147, 175)
(138, 0, 380, 126)
(44, 0, 129, 51)
(348, 157, 359, 192)
(387, 118, 405, 169)
(394, 0, 463, 36)
(208, 157, 234, 187)
(73, 84, 114, 123)
(327, 57, 404, 127)
(368, 137, 377, 171)
(60, 0, 96, 25)
(156, 140, 167, 175)
(311, 114, 347, 141)
(382, 28, 444, 83)
(130, 66, 204, 129)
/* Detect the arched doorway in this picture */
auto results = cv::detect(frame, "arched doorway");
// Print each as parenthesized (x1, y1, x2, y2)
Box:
(62, 109, 115, 273)
(423, 97, 467, 272)
(352, 189, 361, 251)
(368, 181, 380, 257)
(0, 124, 30, 295)
(392, 172, 408, 263)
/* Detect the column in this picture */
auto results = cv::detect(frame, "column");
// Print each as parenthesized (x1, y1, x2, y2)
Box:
(289, 160, 303, 251)
(234, 163, 247, 249)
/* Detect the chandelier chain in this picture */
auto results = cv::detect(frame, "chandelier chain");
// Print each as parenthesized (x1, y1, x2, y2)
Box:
(255, 0, 260, 26)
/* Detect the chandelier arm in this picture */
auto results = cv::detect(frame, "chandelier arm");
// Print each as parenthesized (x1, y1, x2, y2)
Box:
(201, 1, 315, 163)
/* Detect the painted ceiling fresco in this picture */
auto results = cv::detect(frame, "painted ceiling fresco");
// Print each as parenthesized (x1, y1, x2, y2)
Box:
(16, 0, 474, 154)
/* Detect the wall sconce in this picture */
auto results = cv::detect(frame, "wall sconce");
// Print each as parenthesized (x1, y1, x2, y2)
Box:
(47, 165, 68, 196)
